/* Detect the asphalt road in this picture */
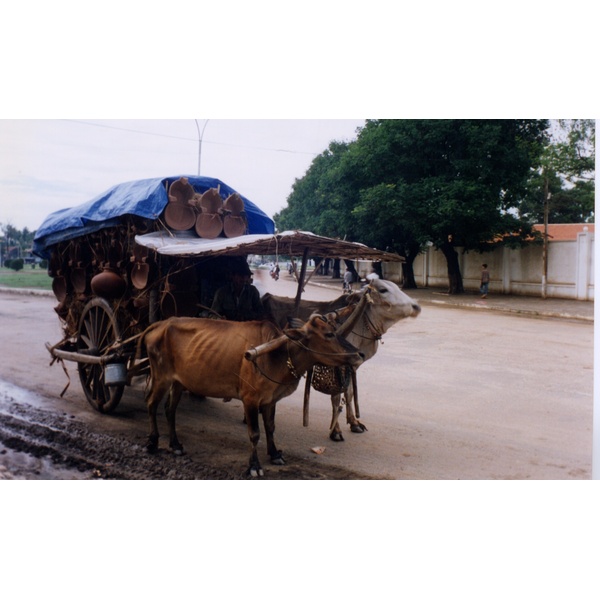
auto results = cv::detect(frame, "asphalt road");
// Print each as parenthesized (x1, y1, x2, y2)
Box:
(0, 272, 594, 479)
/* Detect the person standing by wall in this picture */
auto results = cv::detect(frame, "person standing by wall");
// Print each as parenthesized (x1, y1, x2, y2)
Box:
(343, 267, 354, 293)
(480, 263, 490, 299)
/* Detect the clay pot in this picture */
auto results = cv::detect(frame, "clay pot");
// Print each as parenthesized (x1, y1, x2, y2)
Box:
(199, 188, 223, 212)
(70, 267, 87, 294)
(168, 177, 195, 204)
(131, 262, 150, 290)
(131, 244, 149, 263)
(54, 300, 69, 319)
(165, 202, 196, 231)
(195, 188, 223, 238)
(195, 213, 223, 239)
(222, 193, 247, 238)
(91, 268, 126, 299)
(165, 177, 197, 230)
(52, 275, 68, 302)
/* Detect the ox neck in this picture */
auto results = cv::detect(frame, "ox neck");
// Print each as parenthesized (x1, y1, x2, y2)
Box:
(284, 341, 301, 380)
(252, 339, 355, 387)
(348, 312, 386, 344)
(285, 340, 314, 380)
(251, 341, 308, 386)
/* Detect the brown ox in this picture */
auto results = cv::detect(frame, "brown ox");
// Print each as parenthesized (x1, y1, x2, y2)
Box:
(138, 314, 363, 476)
(263, 279, 421, 440)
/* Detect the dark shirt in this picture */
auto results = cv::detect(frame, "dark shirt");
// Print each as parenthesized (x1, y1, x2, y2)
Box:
(211, 283, 264, 321)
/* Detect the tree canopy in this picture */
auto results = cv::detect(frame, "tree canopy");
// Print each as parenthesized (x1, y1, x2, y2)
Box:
(519, 119, 595, 224)
(276, 119, 552, 292)
(0, 222, 36, 248)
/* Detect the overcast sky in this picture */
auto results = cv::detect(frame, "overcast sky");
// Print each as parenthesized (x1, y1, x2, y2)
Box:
(0, 119, 366, 232)
(2, 14, 592, 235)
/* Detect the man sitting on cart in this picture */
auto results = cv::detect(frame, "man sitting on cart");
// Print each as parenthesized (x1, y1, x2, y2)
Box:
(211, 259, 265, 321)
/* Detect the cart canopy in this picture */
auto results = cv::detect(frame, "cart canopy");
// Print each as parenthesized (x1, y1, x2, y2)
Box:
(135, 230, 404, 262)
(33, 175, 275, 259)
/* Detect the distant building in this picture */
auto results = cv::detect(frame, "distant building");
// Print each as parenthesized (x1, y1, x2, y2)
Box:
(533, 223, 595, 241)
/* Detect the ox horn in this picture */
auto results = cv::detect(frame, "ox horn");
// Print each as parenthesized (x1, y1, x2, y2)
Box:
(336, 289, 372, 338)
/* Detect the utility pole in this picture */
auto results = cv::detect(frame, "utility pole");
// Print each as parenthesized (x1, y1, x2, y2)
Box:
(194, 119, 209, 175)
(541, 177, 550, 299)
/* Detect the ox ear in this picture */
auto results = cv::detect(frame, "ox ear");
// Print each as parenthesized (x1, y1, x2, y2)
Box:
(322, 311, 340, 326)
(286, 316, 305, 330)
(285, 317, 309, 342)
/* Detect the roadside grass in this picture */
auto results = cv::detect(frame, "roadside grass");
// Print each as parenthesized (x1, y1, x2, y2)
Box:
(0, 266, 52, 290)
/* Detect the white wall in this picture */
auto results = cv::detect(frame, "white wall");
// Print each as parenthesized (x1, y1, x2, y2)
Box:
(374, 231, 594, 301)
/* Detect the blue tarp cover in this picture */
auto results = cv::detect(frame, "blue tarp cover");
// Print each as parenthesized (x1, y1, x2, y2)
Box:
(33, 175, 275, 258)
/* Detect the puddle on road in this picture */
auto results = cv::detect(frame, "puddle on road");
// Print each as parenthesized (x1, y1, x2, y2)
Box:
(0, 378, 47, 406)
(0, 379, 92, 480)
(0, 441, 89, 480)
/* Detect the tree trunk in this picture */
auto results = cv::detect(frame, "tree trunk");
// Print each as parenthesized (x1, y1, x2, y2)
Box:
(332, 258, 341, 279)
(371, 261, 383, 279)
(401, 255, 418, 289)
(440, 241, 464, 294)
(400, 241, 421, 289)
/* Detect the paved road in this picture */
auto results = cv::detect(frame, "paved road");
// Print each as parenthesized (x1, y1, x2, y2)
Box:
(0, 274, 594, 479)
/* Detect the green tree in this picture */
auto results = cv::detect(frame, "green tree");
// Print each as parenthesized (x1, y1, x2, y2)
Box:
(10, 258, 24, 272)
(553, 119, 595, 182)
(275, 141, 353, 237)
(276, 119, 548, 293)
(520, 119, 595, 224)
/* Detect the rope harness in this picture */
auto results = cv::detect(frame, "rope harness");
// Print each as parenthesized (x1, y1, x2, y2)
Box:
(250, 333, 359, 386)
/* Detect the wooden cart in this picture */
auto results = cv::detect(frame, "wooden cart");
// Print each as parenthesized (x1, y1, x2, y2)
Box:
(35, 176, 402, 413)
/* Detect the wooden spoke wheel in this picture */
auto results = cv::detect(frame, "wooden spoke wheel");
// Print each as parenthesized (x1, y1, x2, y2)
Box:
(76, 297, 124, 413)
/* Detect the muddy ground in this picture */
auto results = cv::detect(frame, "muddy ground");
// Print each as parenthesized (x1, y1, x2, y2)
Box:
(0, 379, 372, 480)
(0, 270, 594, 480)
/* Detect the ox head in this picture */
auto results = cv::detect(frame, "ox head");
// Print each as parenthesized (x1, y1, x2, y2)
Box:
(286, 314, 364, 369)
(346, 279, 421, 337)
(367, 279, 420, 316)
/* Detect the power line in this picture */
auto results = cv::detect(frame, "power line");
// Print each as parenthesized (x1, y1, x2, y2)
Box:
(63, 119, 318, 156)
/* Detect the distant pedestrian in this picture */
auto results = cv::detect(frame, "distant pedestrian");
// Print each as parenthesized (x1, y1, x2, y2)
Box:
(343, 267, 354, 293)
(480, 264, 490, 298)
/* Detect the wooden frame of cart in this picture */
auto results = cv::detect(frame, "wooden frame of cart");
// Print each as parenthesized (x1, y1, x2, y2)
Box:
(34, 176, 403, 414)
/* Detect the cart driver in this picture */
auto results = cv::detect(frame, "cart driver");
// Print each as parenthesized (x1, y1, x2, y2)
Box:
(211, 260, 265, 321)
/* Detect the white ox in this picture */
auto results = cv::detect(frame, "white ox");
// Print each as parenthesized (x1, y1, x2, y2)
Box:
(262, 278, 421, 440)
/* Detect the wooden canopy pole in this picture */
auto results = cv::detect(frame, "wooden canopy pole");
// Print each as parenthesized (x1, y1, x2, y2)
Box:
(293, 247, 310, 316)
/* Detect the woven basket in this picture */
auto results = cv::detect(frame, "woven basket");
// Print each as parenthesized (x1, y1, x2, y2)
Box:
(311, 364, 351, 395)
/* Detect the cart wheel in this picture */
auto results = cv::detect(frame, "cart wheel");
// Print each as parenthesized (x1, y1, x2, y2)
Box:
(76, 297, 124, 413)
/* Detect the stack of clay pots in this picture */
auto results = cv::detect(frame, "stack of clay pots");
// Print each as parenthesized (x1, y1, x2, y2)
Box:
(163, 177, 248, 239)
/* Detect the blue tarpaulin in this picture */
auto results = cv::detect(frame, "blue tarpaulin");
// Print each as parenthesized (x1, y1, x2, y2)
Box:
(33, 175, 275, 258)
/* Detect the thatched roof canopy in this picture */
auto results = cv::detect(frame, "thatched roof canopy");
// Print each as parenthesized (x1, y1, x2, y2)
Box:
(135, 230, 404, 262)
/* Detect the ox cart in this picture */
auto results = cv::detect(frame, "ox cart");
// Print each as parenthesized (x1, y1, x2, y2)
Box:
(34, 175, 403, 417)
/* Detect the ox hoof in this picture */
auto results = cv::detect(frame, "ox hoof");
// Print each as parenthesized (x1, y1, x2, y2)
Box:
(350, 423, 368, 434)
(170, 445, 185, 456)
(330, 431, 345, 442)
(248, 466, 265, 478)
(145, 437, 159, 454)
(270, 451, 286, 466)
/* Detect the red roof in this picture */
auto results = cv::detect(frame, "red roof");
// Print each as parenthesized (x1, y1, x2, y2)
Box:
(532, 223, 595, 241)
